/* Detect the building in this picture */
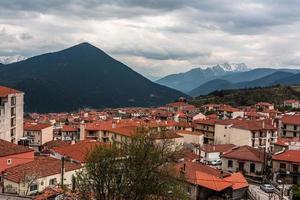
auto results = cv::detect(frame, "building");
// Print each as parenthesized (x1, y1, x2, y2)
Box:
(214, 119, 278, 152)
(176, 130, 204, 145)
(273, 137, 300, 153)
(3, 157, 81, 196)
(60, 125, 79, 141)
(221, 145, 265, 179)
(255, 102, 274, 111)
(217, 105, 244, 120)
(272, 150, 300, 185)
(279, 114, 300, 138)
(200, 144, 236, 164)
(174, 161, 248, 200)
(23, 123, 53, 151)
(284, 100, 300, 109)
(51, 140, 109, 164)
(0, 86, 24, 144)
(194, 119, 218, 144)
(0, 139, 34, 173)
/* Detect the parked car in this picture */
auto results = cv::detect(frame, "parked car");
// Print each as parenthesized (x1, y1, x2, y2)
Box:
(260, 184, 275, 193)
(211, 159, 222, 165)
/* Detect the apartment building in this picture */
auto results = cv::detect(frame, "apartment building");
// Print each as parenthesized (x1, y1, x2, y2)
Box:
(194, 119, 218, 144)
(279, 114, 300, 138)
(214, 119, 278, 152)
(0, 86, 24, 144)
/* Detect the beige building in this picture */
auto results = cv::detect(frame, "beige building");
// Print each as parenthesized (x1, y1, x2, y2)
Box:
(214, 119, 278, 152)
(0, 86, 24, 144)
(194, 119, 217, 144)
(3, 157, 81, 196)
(279, 114, 300, 138)
(23, 124, 53, 151)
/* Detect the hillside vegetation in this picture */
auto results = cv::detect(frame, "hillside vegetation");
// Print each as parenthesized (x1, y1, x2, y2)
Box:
(189, 85, 300, 107)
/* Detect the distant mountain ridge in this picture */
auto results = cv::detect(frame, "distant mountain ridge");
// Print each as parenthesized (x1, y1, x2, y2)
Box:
(156, 63, 249, 92)
(0, 43, 186, 112)
(188, 71, 300, 96)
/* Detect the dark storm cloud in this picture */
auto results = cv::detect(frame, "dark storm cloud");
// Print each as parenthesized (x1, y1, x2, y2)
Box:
(1, 0, 300, 76)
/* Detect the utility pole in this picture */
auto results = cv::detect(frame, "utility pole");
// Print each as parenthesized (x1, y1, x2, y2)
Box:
(61, 156, 65, 187)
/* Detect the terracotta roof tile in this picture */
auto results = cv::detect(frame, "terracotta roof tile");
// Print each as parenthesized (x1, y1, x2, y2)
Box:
(272, 150, 300, 163)
(5, 156, 81, 183)
(0, 86, 22, 97)
(0, 139, 33, 157)
(222, 145, 264, 163)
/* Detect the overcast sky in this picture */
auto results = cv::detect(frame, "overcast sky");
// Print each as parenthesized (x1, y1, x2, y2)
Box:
(1, 0, 300, 77)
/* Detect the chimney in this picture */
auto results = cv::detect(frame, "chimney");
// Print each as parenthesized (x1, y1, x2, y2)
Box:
(71, 140, 76, 145)
(220, 170, 224, 179)
(112, 121, 116, 129)
(262, 120, 265, 129)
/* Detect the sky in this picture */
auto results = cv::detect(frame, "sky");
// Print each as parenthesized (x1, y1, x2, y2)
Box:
(1, 0, 300, 78)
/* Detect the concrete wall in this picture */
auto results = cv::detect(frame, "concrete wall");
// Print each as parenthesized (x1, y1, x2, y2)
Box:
(0, 93, 24, 144)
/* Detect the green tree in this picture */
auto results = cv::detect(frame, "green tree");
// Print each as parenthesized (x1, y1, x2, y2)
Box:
(293, 185, 300, 200)
(76, 132, 188, 200)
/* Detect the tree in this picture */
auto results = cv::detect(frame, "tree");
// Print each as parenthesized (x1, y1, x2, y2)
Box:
(292, 185, 300, 200)
(76, 131, 188, 200)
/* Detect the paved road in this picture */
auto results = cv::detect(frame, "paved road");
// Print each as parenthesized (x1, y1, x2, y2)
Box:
(249, 184, 281, 200)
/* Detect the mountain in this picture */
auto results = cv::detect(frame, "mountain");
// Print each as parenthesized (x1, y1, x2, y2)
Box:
(188, 71, 295, 96)
(216, 63, 248, 72)
(0, 55, 27, 64)
(189, 85, 300, 108)
(0, 43, 186, 113)
(156, 63, 248, 92)
(274, 73, 300, 85)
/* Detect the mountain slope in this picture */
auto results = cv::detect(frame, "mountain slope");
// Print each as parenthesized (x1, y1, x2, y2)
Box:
(190, 85, 300, 108)
(188, 71, 295, 96)
(0, 43, 186, 112)
(156, 63, 245, 92)
(274, 73, 300, 85)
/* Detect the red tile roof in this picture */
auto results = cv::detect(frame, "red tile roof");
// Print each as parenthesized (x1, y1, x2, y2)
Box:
(275, 137, 300, 147)
(24, 123, 52, 131)
(272, 150, 300, 163)
(201, 144, 236, 153)
(176, 130, 204, 136)
(282, 115, 300, 125)
(222, 145, 264, 163)
(5, 156, 81, 183)
(61, 125, 78, 132)
(174, 162, 248, 191)
(0, 86, 22, 97)
(52, 140, 110, 162)
(0, 139, 33, 157)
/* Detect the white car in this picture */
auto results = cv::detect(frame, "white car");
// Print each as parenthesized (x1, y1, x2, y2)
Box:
(211, 159, 222, 165)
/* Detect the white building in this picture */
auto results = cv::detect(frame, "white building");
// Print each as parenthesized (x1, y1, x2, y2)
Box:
(0, 86, 24, 144)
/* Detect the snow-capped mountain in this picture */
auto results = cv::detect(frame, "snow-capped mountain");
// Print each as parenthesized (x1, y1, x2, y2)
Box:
(215, 63, 248, 72)
(0, 55, 27, 64)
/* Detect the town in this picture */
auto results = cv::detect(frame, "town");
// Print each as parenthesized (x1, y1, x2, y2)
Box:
(1, 85, 300, 200)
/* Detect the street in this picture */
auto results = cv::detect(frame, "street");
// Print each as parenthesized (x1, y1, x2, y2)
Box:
(249, 184, 281, 200)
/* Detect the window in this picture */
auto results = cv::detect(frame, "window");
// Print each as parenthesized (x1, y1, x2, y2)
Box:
(49, 178, 57, 185)
(294, 125, 297, 131)
(294, 132, 297, 137)
(280, 163, 286, 170)
(250, 163, 256, 173)
(29, 184, 38, 192)
(11, 96, 16, 106)
(228, 160, 233, 168)
(11, 107, 16, 117)
(10, 117, 16, 127)
(7, 159, 12, 165)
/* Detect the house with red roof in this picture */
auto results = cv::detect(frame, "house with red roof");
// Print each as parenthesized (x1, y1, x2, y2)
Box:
(280, 114, 300, 138)
(60, 125, 79, 141)
(221, 145, 265, 179)
(255, 102, 274, 111)
(272, 150, 300, 184)
(174, 162, 248, 199)
(0, 86, 24, 144)
(23, 123, 53, 151)
(3, 156, 81, 196)
(284, 99, 300, 109)
(0, 139, 34, 173)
